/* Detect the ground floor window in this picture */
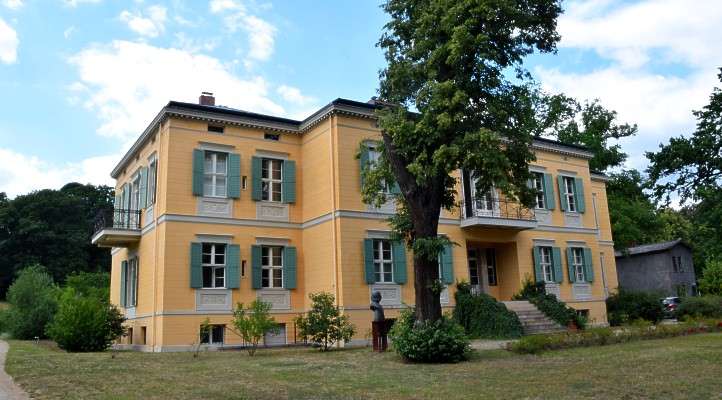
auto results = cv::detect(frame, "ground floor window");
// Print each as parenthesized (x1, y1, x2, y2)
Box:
(467, 250, 479, 286)
(124, 258, 138, 307)
(373, 239, 394, 283)
(539, 246, 554, 283)
(486, 248, 498, 286)
(576, 309, 589, 319)
(572, 247, 585, 282)
(202, 243, 226, 288)
(261, 246, 284, 288)
(201, 324, 225, 345)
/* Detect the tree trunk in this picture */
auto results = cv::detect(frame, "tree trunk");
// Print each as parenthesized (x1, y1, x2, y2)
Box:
(409, 196, 443, 323)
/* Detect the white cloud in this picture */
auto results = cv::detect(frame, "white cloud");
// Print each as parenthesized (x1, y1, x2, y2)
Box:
(63, 0, 101, 7)
(173, 32, 219, 53)
(209, 0, 276, 67)
(68, 40, 286, 141)
(2, 0, 23, 10)
(0, 17, 18, 64)
(0, 148, 118, 197)
(277, 85, 314, 106)
(63, 26, 76, 39)
(119, 5, 167, 38)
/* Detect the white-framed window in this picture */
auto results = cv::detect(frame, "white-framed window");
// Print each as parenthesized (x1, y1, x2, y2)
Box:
(261, 246, 283, 288)
(563, 176, 576, 212)
(572, 247, 585, 282)
(203, 151, 228, 197)
(367, 145, 391, 193)
(200, 324, 225, 344)
(147, 158, 157, 206)
(532, 172, 545, 209)
(467, 249, 479, 286)
(131, 173, 141, 211)
(540, 246, 554, 283)
(486, 248, 498, 286)
(201, 243, 226, 288)
(373, 239, 394, 283)
(124, 258, 138, 307)
(261, 158, 283, 202)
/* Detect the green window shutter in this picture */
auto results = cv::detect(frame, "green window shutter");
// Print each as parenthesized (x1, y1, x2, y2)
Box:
(226, 244, 240, 289)
(543, 173, 556, 210)
(583, 247, 594, 282)
(392, 241, 407, 284)
(119, 260, 127, 308)
(359, 145, 370, 190)
(283, 246, 297, 289)
(574, 177, 586, 213)
(251, 157, 262, 201)
(192, 149, 204, 196)
(566, 248, 575, 283)
(557, 175, 567, 211)
(251, 245, 262, 289)
(139, 167, 148, 209)
(532, 246, 543, 283)
(363, 239, 375, 284)
(552, 247, 563, 283)
(190, 243, 202, 288)
(441, 243, 454, 284)
(390, 181, 401, 195)
(282, 160, 296, 203)
(228, 153, 241, 199)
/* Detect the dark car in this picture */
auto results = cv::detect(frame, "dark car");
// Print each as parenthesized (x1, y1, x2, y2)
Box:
(661, 297, 681, 316)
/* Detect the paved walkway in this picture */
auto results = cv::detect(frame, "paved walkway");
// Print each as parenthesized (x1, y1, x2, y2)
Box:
(470, 339, 514, 351)
(0, 341, 29, 400)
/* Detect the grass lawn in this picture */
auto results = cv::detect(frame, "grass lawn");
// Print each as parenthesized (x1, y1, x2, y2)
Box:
(6, 333, 722, 400)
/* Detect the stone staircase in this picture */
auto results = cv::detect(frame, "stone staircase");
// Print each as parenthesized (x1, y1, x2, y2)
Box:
(502, 301, 567, 335)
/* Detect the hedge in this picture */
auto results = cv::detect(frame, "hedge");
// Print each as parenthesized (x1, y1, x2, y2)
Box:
(453, 281, 523, 339)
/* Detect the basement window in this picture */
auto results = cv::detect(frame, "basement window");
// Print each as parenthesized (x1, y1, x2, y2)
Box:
(208, 125, 225, 134)
(264, 132, 280, 141)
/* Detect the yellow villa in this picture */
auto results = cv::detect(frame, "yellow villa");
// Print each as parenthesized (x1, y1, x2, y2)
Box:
(92, 92, 618, 351)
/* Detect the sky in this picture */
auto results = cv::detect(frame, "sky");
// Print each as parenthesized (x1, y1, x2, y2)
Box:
(0, 0, 721, 197)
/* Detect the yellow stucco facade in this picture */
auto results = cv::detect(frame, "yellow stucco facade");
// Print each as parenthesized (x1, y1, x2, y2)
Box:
(94, 97, 618, 351)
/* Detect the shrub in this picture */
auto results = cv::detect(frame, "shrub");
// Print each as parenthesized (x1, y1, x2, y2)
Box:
(513, 278, 585, 329)
(606, 290, 664, 326)
(389, 307, 471, 363)
(46, 287, 125, 352)
(453, 281, 523, 339)
(5, 265, 59, 339)
(230, 300, 278, 356)
(676, 296, 722, 319)
(65, 271, 110, 302)
(295, 292, 355, 351)
(699, 260, 722, 296)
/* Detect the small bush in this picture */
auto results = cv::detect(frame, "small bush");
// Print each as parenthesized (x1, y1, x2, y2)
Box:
(676, 296, 722, 319)
(513, 279, 585, 329)
(389, 307, 470, 363)
(295, 292, 355, 351)
(5, 265, 59, 339)
(46, 287, 125, 352)
(65, 272, 110, 302)
(606, 290, 664, 326)
(699, 259, 722, 296)
(453, 281, 523, 339)
(508, 319, 722, 354)
(230, 300, 278, 356)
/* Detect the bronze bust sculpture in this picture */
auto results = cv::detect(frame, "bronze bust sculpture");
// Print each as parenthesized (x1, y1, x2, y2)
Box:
(370, 291, 385, 322)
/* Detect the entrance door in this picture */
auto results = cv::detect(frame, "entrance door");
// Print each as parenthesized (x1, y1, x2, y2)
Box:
(467, 249, 491, 294)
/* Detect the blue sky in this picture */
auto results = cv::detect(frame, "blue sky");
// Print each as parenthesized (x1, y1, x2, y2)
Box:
(0, 0, 721, 197)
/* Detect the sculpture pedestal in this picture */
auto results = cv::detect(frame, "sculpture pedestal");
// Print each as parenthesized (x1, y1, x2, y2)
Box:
(371, 319, 395, 352)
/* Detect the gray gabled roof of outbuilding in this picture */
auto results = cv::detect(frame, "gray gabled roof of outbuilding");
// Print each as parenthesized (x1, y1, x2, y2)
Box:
(614, 239, 690, 258)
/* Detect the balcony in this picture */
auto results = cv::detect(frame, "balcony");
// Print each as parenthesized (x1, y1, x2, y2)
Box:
(91, 209, 141, 248)
(460, 198, 537, 230)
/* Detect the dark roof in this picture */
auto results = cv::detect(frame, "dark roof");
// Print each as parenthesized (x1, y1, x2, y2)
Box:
(615, 239, 690, 257)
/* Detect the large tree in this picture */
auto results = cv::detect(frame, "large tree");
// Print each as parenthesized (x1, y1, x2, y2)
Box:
(365, 0, 562, 322)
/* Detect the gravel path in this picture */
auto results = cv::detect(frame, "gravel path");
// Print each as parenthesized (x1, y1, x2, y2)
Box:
(470, 339, 514, 351)
(0, 341, 29, 400)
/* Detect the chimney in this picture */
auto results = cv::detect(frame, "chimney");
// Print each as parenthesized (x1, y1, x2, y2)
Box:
(199, 91, 215, 106)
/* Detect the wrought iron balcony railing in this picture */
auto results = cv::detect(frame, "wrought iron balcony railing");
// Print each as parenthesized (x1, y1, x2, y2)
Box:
(460, 198, 535, 221)
(93, 208, 141, 235)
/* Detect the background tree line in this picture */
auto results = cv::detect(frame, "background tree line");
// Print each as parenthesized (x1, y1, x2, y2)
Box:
(0, 183, 114, 298)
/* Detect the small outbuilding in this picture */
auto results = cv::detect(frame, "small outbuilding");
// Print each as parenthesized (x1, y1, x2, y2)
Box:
(615, 239, 697, 297)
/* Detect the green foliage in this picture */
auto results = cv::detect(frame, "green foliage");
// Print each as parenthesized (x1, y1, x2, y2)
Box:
(369, 0, 562, 322)
(46, 287, 125, 352)
(699, 260, 722, 295)
(453, 281, 522, 339)
(508, 319, 722, 354)
(606, 170, 665, 250)
(4, 265, 58, 339)
(605, 290, 664, 326)
(389, 307, 470, 363)
(295, 292, 355, 351)
(512, 278, 584, 329)
(0, 184, 114, 297)
(676, 296, 722, 319)
(65, 271, 110, 302)
(230, 300, 278, 356)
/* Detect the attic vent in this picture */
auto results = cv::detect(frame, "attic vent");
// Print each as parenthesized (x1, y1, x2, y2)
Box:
(264, 133, 280, 141)
(208, 125, 224, 134)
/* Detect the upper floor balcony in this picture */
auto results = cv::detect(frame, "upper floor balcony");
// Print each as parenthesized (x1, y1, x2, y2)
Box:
(460, 197, 537, 230)
(91, 209, 141, 248)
